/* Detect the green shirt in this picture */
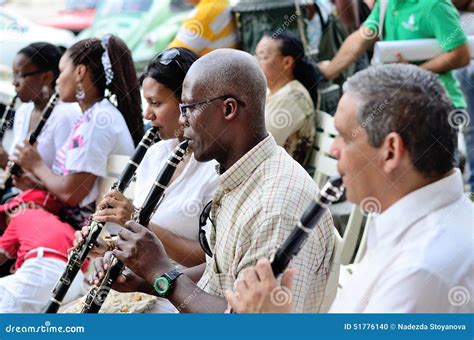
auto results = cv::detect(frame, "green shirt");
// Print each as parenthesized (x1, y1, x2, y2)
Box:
(365, 0, 468, 108)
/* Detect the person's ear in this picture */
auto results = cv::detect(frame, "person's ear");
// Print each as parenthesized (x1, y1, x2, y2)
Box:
(381, 132, 405, 174)
(75, 64, 86, 83)
(42, 70, 55, 88)
(282, 56, 294, 70)
(222, 98, 239, 120)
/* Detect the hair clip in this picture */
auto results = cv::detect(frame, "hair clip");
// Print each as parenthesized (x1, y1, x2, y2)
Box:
(101, 34, 114, 86)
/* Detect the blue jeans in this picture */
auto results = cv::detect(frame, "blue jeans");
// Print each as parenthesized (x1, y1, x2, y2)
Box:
(455, 62, 474, 189)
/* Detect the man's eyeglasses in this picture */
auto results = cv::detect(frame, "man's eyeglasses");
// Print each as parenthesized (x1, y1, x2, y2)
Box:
(179, 95, 246, 117)
(152, 48, 184, 73)
(13, 69, 48, 80)
(199, 201, 214, 257)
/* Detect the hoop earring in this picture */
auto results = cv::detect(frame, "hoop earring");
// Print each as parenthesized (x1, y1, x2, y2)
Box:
(75, 82, 85, 102)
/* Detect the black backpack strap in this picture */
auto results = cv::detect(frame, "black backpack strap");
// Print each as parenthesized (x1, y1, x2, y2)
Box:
(314, 1, 328, 31)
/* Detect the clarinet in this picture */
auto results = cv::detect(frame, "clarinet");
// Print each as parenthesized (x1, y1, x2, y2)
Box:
(81, 139, 189, 313)
(0, 93, 59, 190)
(229, 176, 344, 313)
(271, 176, 344, 276)
(43, 127, 159, 313)
(0, 94, 17, 143)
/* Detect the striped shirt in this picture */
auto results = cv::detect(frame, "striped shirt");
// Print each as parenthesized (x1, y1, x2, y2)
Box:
(168, 0, 238, 55)
(197, 134, 335, 312)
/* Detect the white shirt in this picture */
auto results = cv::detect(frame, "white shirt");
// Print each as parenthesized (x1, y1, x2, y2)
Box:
(52, 99, 135, 228)
(8, 101, 82, 168)
(330, 169, 474, 313)
(134, 139, 218, 241)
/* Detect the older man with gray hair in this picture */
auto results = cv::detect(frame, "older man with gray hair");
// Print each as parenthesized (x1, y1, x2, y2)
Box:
(226, 64, 474, 313)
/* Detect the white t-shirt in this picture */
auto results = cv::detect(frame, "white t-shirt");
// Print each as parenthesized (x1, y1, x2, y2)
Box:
(52, 98, 135, 228)
(8, 101, 82, 168)
(133, 139, 218, 241)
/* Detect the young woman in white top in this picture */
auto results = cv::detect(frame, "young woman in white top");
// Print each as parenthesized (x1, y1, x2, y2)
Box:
(76, 48, 218, 269)
(255, 32, 320, 166)
(0, 43, 81, 186)
(11, 35, 144, 229)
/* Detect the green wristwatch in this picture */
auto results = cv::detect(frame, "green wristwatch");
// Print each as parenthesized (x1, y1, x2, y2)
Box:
(153, 268, 183, 297)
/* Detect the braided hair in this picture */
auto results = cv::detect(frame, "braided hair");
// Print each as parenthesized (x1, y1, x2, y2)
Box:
(67, 36, 144, 146)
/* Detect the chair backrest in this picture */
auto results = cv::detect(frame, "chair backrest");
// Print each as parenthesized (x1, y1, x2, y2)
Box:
(97, 154, 135, 205)
(319, 229, 343, 312)
(312, 110, 366, 266)
(312, 110, 338, 188)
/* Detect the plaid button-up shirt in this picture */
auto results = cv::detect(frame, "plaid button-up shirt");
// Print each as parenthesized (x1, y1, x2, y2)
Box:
(197, 135, 335, 312)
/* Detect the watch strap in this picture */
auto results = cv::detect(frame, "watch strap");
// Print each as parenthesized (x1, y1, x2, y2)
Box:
(164, 268, 183, 282)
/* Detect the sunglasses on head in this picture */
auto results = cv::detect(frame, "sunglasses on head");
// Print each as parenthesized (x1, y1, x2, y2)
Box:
(152, 48, 185, 73)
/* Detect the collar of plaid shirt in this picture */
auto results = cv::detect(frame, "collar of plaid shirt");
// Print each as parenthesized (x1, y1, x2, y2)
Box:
(215, 133, 275, 192)
(198, 133, 335, 312)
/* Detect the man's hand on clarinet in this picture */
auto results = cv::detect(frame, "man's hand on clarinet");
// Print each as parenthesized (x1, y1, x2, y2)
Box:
(90, 251, 154, 294)
(224, 258, 297, 313)
(113, 220, 174, 286)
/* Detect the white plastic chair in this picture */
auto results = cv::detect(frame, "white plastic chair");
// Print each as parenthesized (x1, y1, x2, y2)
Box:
(97, 154, 135, 205)
(312, 110, 366, 266)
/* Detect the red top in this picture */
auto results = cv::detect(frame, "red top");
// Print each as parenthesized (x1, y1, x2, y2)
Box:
(0, 208, 88, 271)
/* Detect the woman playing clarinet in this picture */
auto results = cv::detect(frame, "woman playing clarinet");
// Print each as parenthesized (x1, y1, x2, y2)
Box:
(0, 35, 143, 312)
(0, 43, 81, 200)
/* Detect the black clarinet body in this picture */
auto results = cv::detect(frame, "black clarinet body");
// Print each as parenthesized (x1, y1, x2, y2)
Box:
(271, 176, 344, 276)
(0, 93, 59, 190)
(0, 94, 18, 143)
(81, 139, 189, 313)
(43, 127, 159, 313)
